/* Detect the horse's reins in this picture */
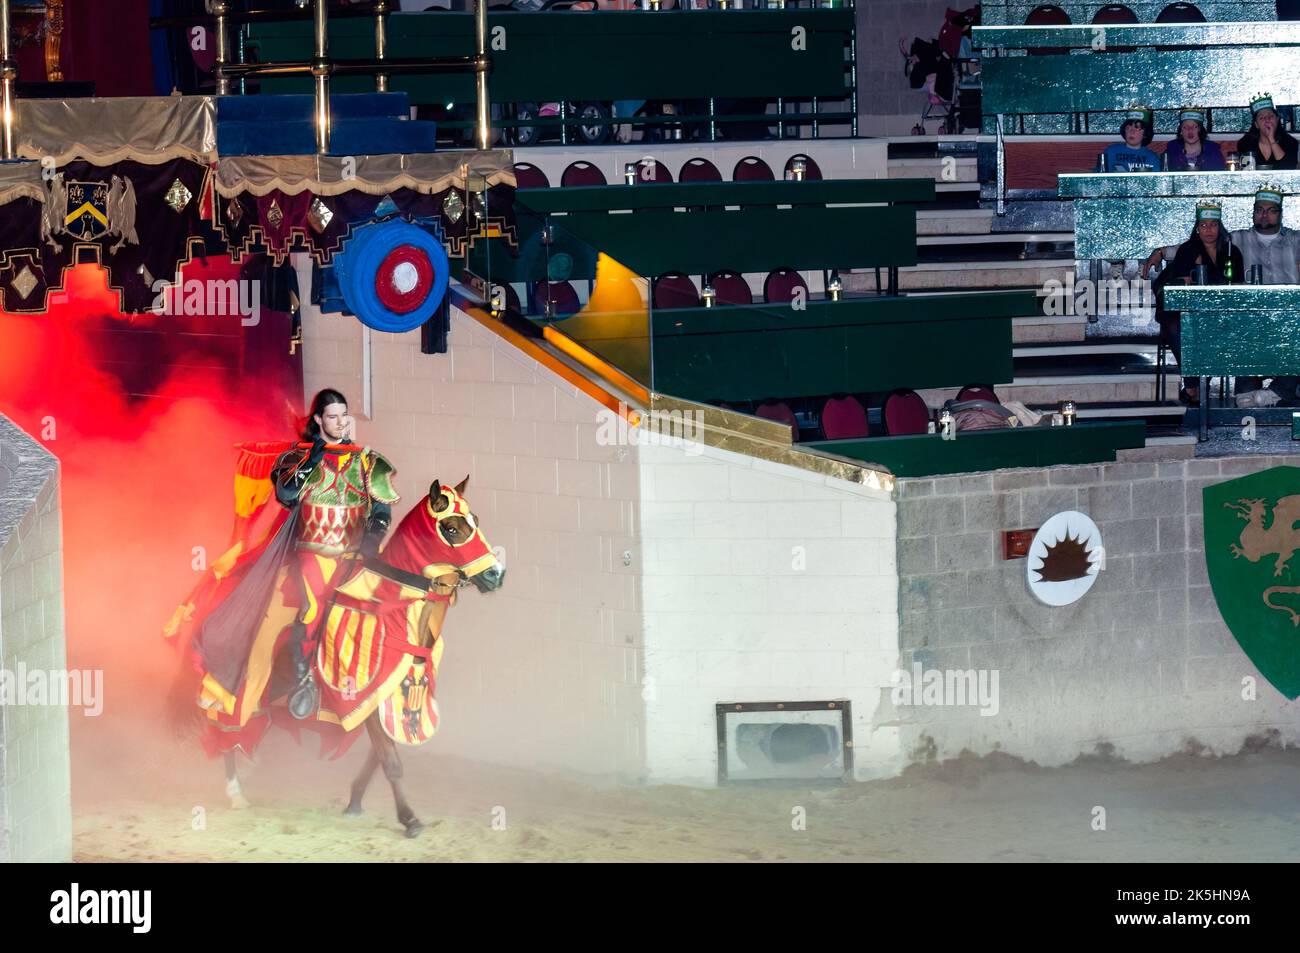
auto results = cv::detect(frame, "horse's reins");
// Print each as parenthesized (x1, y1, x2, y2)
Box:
(360, 555, 474, 596)
(293, 440, 476, 596)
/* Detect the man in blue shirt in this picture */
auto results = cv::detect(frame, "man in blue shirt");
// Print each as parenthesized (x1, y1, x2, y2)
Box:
(1102, 106, 1160, 173)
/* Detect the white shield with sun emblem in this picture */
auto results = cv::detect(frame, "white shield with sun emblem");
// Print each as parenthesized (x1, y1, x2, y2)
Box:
(1026, 510, 1104, 607)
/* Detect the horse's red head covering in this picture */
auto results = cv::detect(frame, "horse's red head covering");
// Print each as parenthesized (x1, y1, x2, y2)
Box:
(382, 482, 498, 584)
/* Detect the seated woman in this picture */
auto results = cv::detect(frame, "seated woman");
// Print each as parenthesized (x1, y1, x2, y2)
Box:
(1237, 94, 1299, 170)
(1100, 105, 1159, 172)
(1152, 201, 1245, 404)
(1164, 107, 1225, 171)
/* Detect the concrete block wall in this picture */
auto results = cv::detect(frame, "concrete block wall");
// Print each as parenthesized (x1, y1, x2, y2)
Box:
(857, 0, 961, 136)
(303, 299, 646, 779)
(893, 458, 1300, 768)
(0, 414, 70, 863)
(639, 440, 899, 784)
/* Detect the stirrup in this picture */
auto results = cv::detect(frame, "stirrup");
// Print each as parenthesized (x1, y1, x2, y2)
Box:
(288, 676, 318, 720)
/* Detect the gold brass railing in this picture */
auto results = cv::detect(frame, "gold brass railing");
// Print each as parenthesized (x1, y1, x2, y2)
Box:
(204, 0, 492, 155)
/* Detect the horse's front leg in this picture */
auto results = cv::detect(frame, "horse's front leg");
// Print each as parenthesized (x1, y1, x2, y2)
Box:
(224, 751, 250, 810)
(344, 745, 380, 817)
(366, 713, 423, 838)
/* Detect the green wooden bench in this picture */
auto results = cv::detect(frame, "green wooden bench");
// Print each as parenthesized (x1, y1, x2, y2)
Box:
(1163, 285, 1300, 439)
(975, 21, 1300, 138)
(463, 176, 1038, 403)
(468, 177, 936, 284)
(248, 10, 856, 137)
(977, 22, 1300, 114)
(542, 290, 1038, 402)
(806, 420, 1147, 477)
(980, 2, 1276, 25)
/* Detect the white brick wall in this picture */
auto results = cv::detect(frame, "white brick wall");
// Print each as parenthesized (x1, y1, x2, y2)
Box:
(0, 416, 70, 863)
(639, 440, 900, 785)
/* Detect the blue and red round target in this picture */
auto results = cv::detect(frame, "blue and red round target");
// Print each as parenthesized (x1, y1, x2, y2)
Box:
(375, 244, 435, 314)
(335, 221, 450, 332)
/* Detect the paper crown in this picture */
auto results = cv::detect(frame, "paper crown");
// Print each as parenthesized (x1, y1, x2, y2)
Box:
(1178, 107, 1207, 125)
(1196, 200, 1223, 222)
(1123, 104, 1153, 123)
(1256, 183, 1284, 206)
(1251, 93, 1276, 114)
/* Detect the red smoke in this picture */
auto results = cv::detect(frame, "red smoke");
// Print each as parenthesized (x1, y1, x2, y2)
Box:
(0, 261, 300, 797)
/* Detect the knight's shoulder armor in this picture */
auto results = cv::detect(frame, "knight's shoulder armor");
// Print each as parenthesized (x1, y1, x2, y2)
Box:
(363, 449, 400, 504)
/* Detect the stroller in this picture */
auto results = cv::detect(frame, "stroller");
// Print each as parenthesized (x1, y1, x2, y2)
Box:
(901, 5, 980, 135)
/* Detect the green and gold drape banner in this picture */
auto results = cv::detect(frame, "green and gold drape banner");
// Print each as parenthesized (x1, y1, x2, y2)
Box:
(1204, 466, 1300, 699)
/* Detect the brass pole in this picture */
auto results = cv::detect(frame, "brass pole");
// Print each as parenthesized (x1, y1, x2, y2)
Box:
(474, 0, 490, 150)
(312, 0, 331, 154)
(374, 0, 388, 93)
(213, 0, 231, 96)
(2, 0, 19, 159)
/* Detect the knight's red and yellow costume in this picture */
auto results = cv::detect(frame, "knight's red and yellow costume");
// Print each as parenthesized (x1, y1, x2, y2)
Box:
(270, 437, 400, 718)
(164, 437, 401, 754)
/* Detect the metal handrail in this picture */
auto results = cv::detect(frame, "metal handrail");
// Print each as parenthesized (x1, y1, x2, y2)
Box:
(196, 0, 491, 155)
(1, 0, 15, 159)
(219, 57, 485, 78)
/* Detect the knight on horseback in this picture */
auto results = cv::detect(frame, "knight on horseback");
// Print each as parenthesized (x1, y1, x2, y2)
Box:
(271, 388, 399, 719)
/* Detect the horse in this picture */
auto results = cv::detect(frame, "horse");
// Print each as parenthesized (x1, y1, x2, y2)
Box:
(192, 476, 503, 838)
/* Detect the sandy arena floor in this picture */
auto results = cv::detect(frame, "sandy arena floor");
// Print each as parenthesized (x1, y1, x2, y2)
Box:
(70, 723, 1300, 863)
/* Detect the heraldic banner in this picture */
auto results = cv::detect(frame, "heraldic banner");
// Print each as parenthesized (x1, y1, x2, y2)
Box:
(1204, 466, 1300, 699)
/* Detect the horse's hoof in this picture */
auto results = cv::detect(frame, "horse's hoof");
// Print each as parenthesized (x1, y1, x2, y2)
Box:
(229, 793, 251, 810)
(403, 819, 424, 839)
(343, 804, 363, 818)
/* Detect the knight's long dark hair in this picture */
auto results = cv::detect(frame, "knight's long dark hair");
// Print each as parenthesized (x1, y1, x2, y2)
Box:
(302, 388, 348, 441)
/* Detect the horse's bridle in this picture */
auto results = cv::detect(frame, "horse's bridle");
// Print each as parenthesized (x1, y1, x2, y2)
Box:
(361, 555, 473, 596)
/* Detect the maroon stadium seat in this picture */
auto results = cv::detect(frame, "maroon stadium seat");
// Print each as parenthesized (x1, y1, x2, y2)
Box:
(491, 282, 522, 314)
(763, 268, 808, 305)
(534, 280, 581, 317)
(755, 400, 799, 441)
(732, 156, 775, 181)
(1091, 4, 1138, 51)
(1092, 3, 1138, 23)
(560, 161, 607, 187)
(956, 384, 1001, 404)
(631, 158, 673, 183)
(679, 157, 723, 183)
(1156, 2, 1206, 21)
(513, 162, 550, 190)
(707, 270, 753, 306)
(820, 395, 869, 440)
(652, 272, 700, 309)
(1025, 4, 1071, 55)
(882, 390, 932, 436)
(783, 153, 824, 180)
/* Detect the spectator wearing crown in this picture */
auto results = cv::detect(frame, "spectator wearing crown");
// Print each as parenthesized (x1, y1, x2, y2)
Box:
(1101, 105, 1159, 172)
(1237, 94, 1299, 170)
(1144, 185, 1300, 284)
(1163, 108, 1225, 171)
(1228, 186, 1300, 401)
(1152, 201, 1245, 403)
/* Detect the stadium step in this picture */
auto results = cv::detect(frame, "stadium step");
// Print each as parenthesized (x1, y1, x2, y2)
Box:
(845, 258, 1074, 292)
(887, 156, 980, 183)
(915, 208, 995, 236)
